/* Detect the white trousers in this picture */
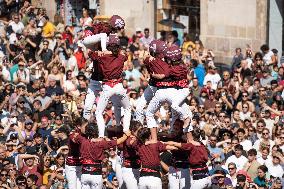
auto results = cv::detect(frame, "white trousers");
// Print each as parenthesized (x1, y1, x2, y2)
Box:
(116, 160, 124, 188)
(82, 33, 108, 51)
(122, 167, 140, 189)
(135, 85, 157, 124)
(95, 83, 131, 137)
(146, 88, 190, 128)
(190, 177, 211, 189)
(65, 165, 81, 189)
(139, 176, 162, 189)
(83, 79, 122, 124)
(168, 167, 190, 189)
(83, 79, 102, 120)
(81, 174, 103, 189)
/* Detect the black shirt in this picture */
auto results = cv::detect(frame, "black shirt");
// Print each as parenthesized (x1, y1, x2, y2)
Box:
(40, 49, 53, 66)
(46, 86, 64, 96)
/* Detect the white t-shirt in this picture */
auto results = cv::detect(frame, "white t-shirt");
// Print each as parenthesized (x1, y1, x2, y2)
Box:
(240, 140, 253, 152)
(266, 161, 284, 178)
(256, 155, 272, 165)
(263, 50, 274, 65)
(9, 21, 25, 34)
(240, 112, 251, 121)
(263, 118, 274, 135)
(203, 73, 221, 90)
(225, 155, 248, 171)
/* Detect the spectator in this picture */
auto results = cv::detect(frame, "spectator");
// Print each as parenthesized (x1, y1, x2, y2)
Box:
(140, 28, 154, 48)
(225, 144, 248, 171)
(243, 149, 261, 179)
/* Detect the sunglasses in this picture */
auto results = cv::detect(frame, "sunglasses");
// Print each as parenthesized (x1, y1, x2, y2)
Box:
(19, 101, 25, 104)
(262, 132, 269, 135)
(43, 43, 48, 45)
(242, 95, 248, 97)
(228, 167, 235, 170)
(1, 173, 7, 176)
(215, 106, 221, 108)
(242, 106, 248, 108)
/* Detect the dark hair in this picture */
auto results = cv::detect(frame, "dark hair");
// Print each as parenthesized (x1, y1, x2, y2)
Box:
(258, 165, 268, 173)
(56, 153, 65, 160)
(129, 121, 142, 133)
(191, 127, 201, 141)
(254, 52, 263, 60)
(260, 44, 269, 52)
(191, 59, 198, 68)
(106, 44, 120, 57)
(85, 123, 98, 139)
(237, 128, 246, 134)
(247, 149, 257, 156)
(235, 144, 243, 151)
(27, 174, 38, 183)
(144, 28, 149, 32)
(49, 138, 60, 151)
(172, 30, 178, 38)
(16, 175, 27, 183)
(65, 69, 72, 79)
(43, 40, 49, 45)
(137, 127, 151, 144)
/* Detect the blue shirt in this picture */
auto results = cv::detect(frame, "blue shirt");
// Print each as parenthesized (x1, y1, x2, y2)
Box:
(194, 64, 205, 86)
(207, 145, 225, 162)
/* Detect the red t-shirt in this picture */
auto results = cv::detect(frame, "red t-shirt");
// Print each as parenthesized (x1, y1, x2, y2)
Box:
(20, 165, 42, 186)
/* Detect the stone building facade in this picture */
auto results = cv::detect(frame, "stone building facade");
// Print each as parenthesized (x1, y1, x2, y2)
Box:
(199, 0, 268, 64)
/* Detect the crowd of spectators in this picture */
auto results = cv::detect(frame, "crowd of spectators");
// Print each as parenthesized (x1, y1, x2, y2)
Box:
(0, 0, 283, 189)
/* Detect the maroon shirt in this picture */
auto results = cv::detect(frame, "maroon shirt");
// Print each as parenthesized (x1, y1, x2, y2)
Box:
(144, 57, 170, 85)
(144, 57, 170, 77)
(134, 141, 167, 167)
(122, 137, 139, 160)
(73, 135, 117, 161)
(93, 53, 127, 80)
(67, 132, 81, 158)
(170, 64, 188, 80)
(181, 143, 208, 167)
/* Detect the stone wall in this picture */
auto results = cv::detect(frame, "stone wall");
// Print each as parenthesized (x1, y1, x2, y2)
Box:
(100, 0, 155, 37)
(200, 0, 268, 64)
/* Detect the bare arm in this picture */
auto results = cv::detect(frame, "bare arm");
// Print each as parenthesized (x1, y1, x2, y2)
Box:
(116, 131, 131, 145)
